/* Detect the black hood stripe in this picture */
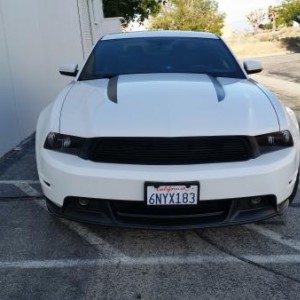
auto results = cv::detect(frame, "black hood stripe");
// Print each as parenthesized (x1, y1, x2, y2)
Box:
(107, 75, 119, 104)
(107, 74, 225, 103)
(208, 75, 225, 102)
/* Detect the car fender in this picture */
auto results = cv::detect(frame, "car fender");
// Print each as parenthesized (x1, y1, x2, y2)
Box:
(36, 82, 75, 176)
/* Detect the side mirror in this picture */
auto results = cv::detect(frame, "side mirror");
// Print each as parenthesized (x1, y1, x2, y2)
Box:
(59, 64, 79, 77)
(243, 60, 263, 75)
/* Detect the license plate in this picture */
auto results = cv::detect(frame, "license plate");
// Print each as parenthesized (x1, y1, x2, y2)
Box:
(145, 182, 199, 206)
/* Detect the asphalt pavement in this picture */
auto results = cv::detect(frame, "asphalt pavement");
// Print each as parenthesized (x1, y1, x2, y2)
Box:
(0, 54, 300, 300)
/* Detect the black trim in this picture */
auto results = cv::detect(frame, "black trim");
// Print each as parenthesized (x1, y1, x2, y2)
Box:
(44, 133, 293, 165)
(107, 75, 119, 103)
(289, 171, 299, 204)
(45, 195, 288, 230)
(59, 70, 79, 77)
(245, 68, 263, 75)
(87, 136, 254, 165)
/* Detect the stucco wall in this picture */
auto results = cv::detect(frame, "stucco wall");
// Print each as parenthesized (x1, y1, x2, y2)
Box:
(0, 0, 96, 156)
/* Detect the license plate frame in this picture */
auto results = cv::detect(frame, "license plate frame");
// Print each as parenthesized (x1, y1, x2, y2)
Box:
(144, 181, 200, 207)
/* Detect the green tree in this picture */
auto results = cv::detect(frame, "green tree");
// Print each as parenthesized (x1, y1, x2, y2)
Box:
(103, 0, 162, 26)
(279, 0, 300, 25)
(150, 0, 225, 35)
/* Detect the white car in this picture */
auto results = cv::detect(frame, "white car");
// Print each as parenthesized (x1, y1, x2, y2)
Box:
(36, 31, 299, 229)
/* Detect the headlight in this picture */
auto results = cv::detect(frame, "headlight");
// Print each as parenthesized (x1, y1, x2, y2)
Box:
(256, 130, 293, 154)
(44, 132, 85, 155)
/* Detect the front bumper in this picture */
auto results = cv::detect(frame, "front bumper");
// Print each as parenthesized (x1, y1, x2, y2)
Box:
(38, 147, 298, 207)
(46, 196, 290, 230)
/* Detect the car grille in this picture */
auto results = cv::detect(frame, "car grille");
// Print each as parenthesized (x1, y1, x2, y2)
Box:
(60, 196, 277, 229)
(88, 137, 253, 165)
(110, 199, 231, 226)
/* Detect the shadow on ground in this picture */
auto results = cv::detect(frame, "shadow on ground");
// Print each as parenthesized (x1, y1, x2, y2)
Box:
(281, 37, 300, 53)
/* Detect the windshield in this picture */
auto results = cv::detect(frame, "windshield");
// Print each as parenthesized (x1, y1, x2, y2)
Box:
(79, 37, 246, 80)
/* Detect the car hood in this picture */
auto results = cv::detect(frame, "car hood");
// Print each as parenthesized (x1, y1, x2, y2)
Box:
(60, 73, 279, 137)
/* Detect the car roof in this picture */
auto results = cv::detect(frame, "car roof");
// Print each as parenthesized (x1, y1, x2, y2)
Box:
(102, 30, 219, 40)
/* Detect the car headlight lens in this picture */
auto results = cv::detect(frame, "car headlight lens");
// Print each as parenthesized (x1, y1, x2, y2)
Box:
(256, 130, 294, 154)
(44, 132, 85, 155)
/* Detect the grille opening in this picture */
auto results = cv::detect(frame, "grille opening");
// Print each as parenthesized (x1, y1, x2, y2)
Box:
(61, 196, 277, 228)
(110, 199, 231, 226)
(87, 136, 253, 165)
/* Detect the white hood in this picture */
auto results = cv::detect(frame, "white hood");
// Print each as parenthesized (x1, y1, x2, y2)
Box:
(60, 73, 279, 137)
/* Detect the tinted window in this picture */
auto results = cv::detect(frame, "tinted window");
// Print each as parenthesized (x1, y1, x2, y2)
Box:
(79, 37, 246, 80)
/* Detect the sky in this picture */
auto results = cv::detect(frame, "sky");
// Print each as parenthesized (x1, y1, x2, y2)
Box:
(217, 0, 281, 31)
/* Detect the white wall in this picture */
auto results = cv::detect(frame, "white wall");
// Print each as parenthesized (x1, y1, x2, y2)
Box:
(0, 0, 85, 156)
(0, 0, 122, 157)
(103, 17, 124, 34)
(0, 9, 21, 153)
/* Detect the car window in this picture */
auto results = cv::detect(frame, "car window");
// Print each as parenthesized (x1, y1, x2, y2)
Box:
(79, 37, 246, 80)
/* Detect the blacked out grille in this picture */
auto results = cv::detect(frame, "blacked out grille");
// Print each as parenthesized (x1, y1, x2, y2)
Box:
(88, 137, 253, 165)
